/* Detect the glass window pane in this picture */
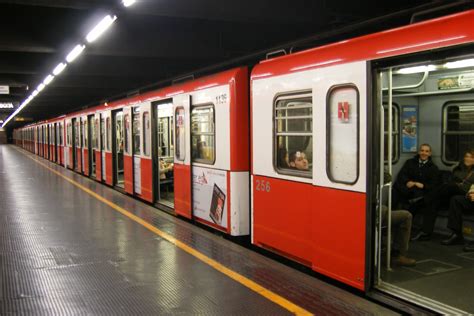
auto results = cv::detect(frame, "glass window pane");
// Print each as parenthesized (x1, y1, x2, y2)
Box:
(443, 104, 474, 163)
(274, 95, 312, 177)
(124, 114, 130, 154)
(132, 107, 141, 155)
(143, 111, 150, 156)
(191, 106, 215, 164)
(327, 85, 359, 184)
(175, 107, 185, 161)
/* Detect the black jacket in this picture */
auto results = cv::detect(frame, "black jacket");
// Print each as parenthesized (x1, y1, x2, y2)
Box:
(452, 163, 474, 193)
(394, 155, 440, 195)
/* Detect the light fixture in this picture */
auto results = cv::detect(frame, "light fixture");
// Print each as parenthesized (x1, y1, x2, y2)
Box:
(445, 58, 474, 69)
(86, 15, 117, 43)
(32, 90, 39, 97)
(396, 65, 436, 74)
(37, 83, 45, 92)
(53, 62, 67, 75)
(122, 0, 136, 7)
(43, 75, 54, 85)
(66, 44, 85, 63)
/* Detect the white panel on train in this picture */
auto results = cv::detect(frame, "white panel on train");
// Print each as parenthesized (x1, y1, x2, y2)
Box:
(173, 94, 191, 165)
(190, 85, 231, 171)
(252, 61, 367, 193)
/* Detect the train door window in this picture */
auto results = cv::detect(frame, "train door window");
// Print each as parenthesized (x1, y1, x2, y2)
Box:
(106, 117, 111, 151)
(124, 113, 130, 154)
(100, 117, 105, 151)
(175, 107, 185, 161)
(132, 107, 141, 155)
(327, 84, 359, 184)
(95, 118, 100, 150)
(67, 123, 71, 146)
(84, 120, 88, 148)
(442, 102, 474, 164)
(274, 92, 313, 177)
(383, 104, 400, 163)
(191, 105, 215, 164)
(143, 111, 150, 156)
(114, 111, 124, 187)
(75, 120, 80, 148)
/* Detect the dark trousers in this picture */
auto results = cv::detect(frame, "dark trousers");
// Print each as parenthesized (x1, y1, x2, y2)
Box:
(447, 195, 474, 234)
(420, 183, 465, 234)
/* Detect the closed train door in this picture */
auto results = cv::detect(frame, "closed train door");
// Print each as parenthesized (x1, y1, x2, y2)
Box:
(123, 106, 133, 194)
(103, 110, 113, 185)
(82, 115, 89, 176)
(88, 114, 96, 178)
(95, 112, 102, 180)
(153, 100, 175, 208)
(173, 94, 192, 218)
(139, 102, 153, 201)
(132, 106, 142, 195)
(113, 109, 125, 189)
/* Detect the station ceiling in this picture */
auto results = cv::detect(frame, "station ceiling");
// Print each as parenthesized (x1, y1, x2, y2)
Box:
(0, 0, 469, 129)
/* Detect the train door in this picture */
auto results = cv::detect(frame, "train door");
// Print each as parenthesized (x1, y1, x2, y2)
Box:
(72, 118, 79, 172)
(35, 126, 38, 155)
(82, 115, 89, 176)
(132, 106, 142, 196)
(53, 123, 57, 163)
(103, 110, 113, 185)
(373, 53, 474, 314)
(65, 119, 73, 168)
(113, 109, 125, 189)
(123, 107, 133, 194)
(100, 113, 106, 182)
(50, 124, 54, 161)
(153, 100, 175, 208)
(173, 95, 192, 218)
(95, 113, 102, 180)
(89, 114, 96, 178)
(59, 121, 64, 166)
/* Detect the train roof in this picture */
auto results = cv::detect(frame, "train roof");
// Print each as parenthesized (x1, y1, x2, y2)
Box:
(251, 9, 474, 80)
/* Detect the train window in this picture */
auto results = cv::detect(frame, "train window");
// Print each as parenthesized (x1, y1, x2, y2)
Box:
(59, 124, 63, 145)
(84, 120, 88, 148)
(75, 121, 80, 148)
(383, 104, 400, 163)
(327, 84, 359, 185)
(442, 102, 474, 164)
(143, 111, 150, 156)
(175, 107, 185, 161)
(95, 119, 99, 149)
(124, 114, 130, 154)
(274, 92, 313, 178)
(191, 105, 215, 164)
(106, 117, 111, 151)
(100, 118, 105, 150)
(132, 107, 141, 155)
(67, 123, 71, 146)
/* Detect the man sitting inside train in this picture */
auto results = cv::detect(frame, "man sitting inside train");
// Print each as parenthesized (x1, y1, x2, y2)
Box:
(289, 150, 309, 170)
(384, 172, 416, 267)
(392, 143, 440, 241)
(441, 191, 474, 251)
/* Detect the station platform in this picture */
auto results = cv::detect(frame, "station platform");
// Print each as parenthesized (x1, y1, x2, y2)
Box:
(0, 145, 396, 315)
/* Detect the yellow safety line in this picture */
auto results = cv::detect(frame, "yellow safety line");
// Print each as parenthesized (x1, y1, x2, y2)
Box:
(17, 148, 313, 316)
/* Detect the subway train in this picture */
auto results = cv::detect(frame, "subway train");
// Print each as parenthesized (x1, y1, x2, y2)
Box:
(14, 9, 474, 314)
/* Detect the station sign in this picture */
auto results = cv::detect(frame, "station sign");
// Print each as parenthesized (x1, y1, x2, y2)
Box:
(0, 86, 9, 94)
(0, 102, 14, 109)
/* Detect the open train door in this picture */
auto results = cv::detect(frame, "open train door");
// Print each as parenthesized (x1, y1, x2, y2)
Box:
(173, 94, 192, 218)
(81, 115, 89, 176)
(138, 102, 153, 202)
(123, 106, 134, 194)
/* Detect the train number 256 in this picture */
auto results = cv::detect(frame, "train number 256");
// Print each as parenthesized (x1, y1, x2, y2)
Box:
(255, 179, 271, 192)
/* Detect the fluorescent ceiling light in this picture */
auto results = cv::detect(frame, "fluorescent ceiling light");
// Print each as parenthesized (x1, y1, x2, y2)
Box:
(397, 65, 436, 74)
(123, 0, 136, 7)
(445, 58, 474, 69)
(53, 62, 67, 75)
(86, 15, 117, 43)
(43, 75, 54, 85)
(66, 44, 85, 63)
(37, 83, 45, 92)
(32, 90, 39, 96)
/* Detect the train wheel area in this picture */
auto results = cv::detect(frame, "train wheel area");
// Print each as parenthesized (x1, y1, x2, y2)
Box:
(0, 145, 394, 315)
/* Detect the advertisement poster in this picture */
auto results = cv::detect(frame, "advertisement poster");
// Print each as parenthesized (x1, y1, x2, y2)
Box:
(192, 166, 227, 228)
(402, 105, 418, 153)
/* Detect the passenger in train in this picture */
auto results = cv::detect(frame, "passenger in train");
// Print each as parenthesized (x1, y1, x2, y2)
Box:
(413, 149, 474, 241)
(392, 144, 440, 241)
(159, 158, 173, 179)
(193, 140, 206, 160)
(289, 151, 309, 170)
(277, 147, 290, 168)
(441, 192, 474, 251)
(382, 173, 416, 266)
